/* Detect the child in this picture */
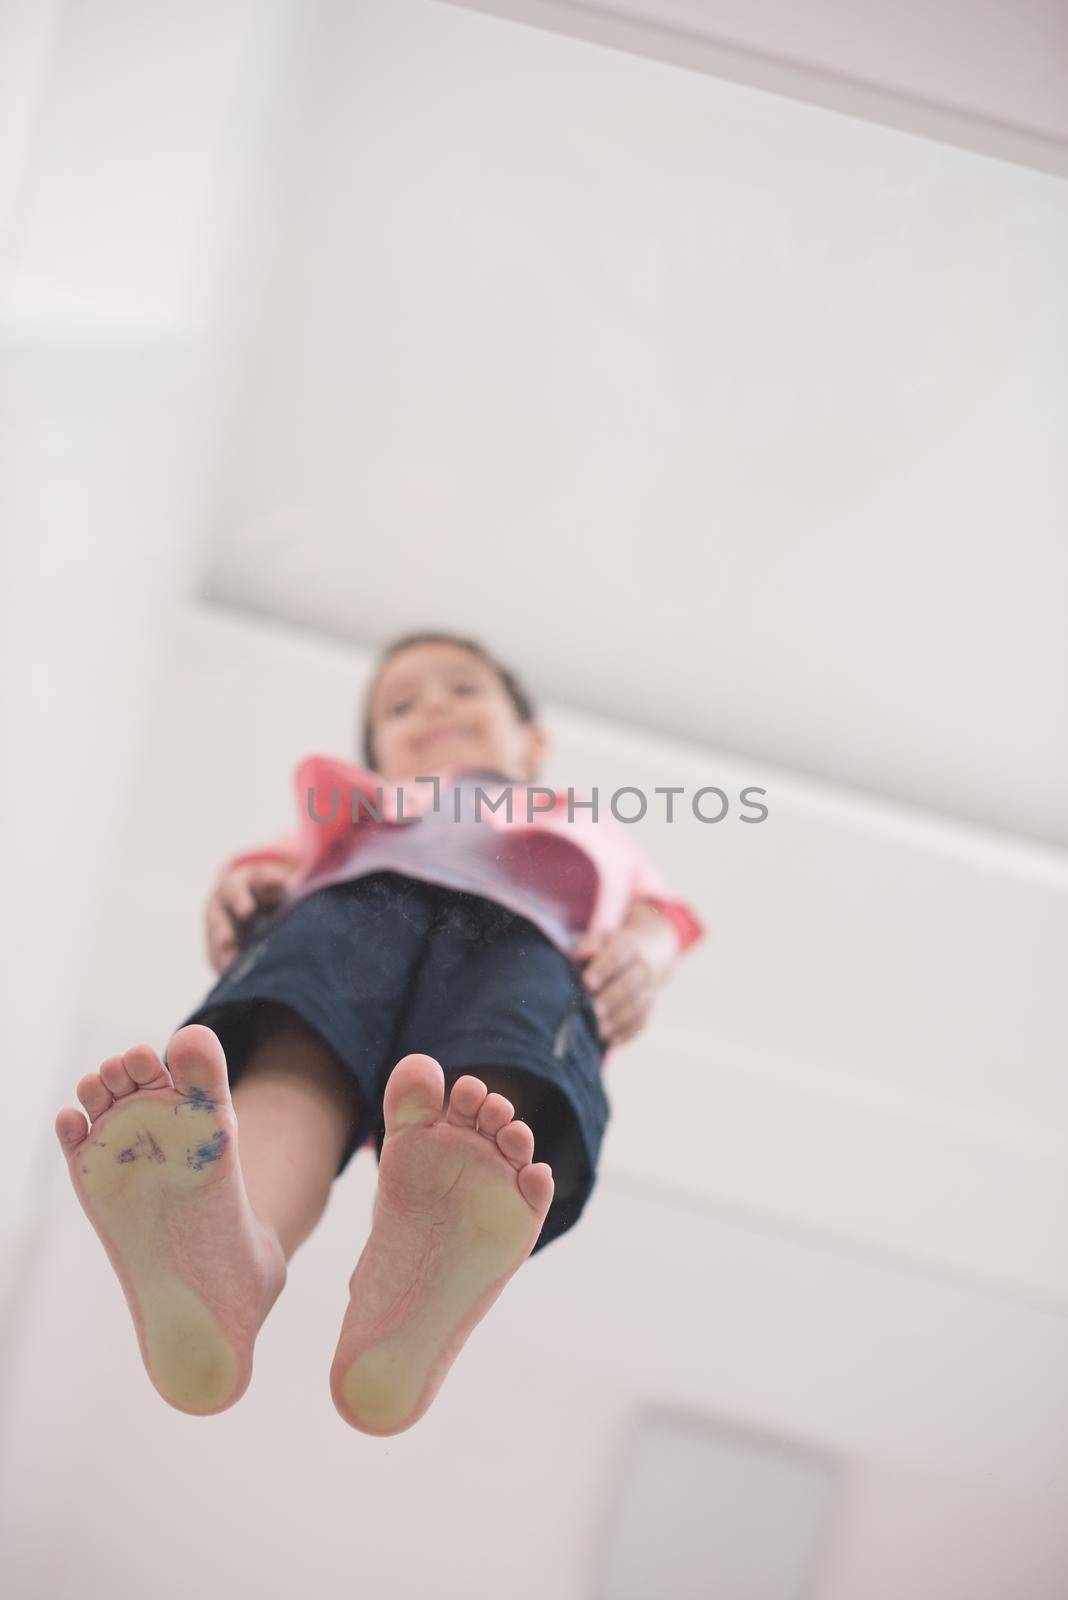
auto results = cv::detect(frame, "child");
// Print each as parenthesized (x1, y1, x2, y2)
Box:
(55, 632, 704, 1435)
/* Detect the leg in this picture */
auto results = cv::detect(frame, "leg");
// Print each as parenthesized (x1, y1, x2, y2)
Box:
(329, 1054, 554, 1437)
(232, 1008, 366, 1262)
(375, 889, 608, 1258)
(52, 1015, 363, 1416)
(54, 1025, 290, 1415)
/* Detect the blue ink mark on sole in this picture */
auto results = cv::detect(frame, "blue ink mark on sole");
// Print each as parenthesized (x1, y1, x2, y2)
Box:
(115, 1131, 167, 1165)
(183, 1086, 216, 1112)
(142, 1130, 166, 1163)
(186, 1128, 229, 1171)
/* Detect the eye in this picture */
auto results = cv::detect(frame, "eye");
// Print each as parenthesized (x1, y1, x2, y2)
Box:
(387, 697, 413, 717)
(452, 681, 480, 697)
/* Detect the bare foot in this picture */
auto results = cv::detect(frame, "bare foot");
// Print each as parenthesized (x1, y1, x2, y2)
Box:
(54, 1025, 287, 1416)
(330, 1054, 555, 1436)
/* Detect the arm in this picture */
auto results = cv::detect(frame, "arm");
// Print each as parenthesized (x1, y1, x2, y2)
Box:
(623, 898, 684, 980)
(572, 897, 684, 1048)
(204, 829, 307, 973)
(625, 849, 705, 954)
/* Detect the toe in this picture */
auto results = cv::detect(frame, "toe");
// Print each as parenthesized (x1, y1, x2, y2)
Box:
(476, 1093, 514, 1138)
(445, 1075, 488, 1128)
(76, 1072, 114, 1121)
(123, 1043, 173, 1090)
(164, 1025, 231, 1104)
(55, 1106, 89, 1153)
(383, 1054, 445, 1134)
(100, 1055, 138, 1098)
(495, 1119, 535, 1170)
(517, 1162, 555, 1216)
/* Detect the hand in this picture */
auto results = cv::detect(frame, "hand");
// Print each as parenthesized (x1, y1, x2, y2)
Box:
(204, 860, 298, 974)
(572, 915, 676, 1047)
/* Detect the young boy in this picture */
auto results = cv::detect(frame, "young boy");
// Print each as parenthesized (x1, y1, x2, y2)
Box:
(55, 633, 703, 1435)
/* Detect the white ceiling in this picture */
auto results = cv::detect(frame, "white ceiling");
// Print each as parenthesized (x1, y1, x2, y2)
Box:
(443, 0, 1068, 174)
(202, 0, 1068, 849)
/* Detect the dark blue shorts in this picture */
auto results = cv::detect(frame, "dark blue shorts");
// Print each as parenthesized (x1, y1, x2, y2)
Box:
(173, 871, 610, 1254)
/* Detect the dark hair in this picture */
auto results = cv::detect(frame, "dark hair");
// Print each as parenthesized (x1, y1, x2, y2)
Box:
(360, 630, 539, 770)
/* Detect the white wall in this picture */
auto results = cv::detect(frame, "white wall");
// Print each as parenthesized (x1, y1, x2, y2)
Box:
(201, 0, 1068, 848)
(0, 0, 297, 1298)
(443, 0, 1068, 160)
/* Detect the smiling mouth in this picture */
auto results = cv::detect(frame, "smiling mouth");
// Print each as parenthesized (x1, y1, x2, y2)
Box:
(418, 726, 473, 747)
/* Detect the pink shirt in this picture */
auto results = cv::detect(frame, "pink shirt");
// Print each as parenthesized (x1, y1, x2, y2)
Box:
(224, 754, 705, 958)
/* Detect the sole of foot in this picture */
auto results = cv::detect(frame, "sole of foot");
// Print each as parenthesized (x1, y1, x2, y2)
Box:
(329, 1054, 555, 1437)
(54, 1024, 287, 1416)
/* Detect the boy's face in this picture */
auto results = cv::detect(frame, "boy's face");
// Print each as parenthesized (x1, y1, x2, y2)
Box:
(368, 642, 546, 783)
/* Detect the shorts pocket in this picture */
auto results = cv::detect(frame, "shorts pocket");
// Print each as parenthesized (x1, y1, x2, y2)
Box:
(215, 931, 273, 991)
(551, 979, 604, 1061)
(551, 1001, 578, 1062)
(552, 986, 608, 1127)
